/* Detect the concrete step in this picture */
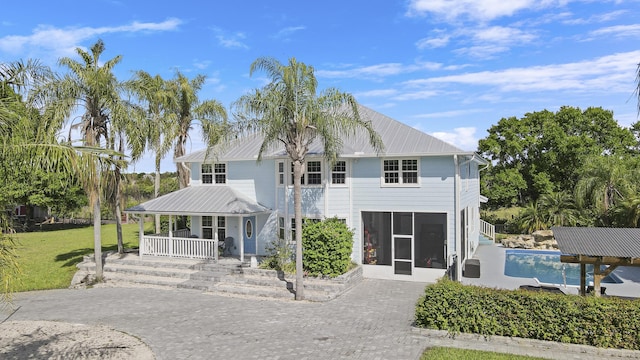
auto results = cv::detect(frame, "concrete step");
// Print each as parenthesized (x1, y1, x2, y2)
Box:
(104, 263, 196, 279)
(211, 282, 296, 300)
(102, 272, 186, 289)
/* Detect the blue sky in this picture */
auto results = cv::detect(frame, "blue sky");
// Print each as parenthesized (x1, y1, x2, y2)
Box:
(2, 0, 639, 173)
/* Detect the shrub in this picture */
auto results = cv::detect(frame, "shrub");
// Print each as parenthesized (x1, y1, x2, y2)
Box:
(302, 217, 353, 277)
(415, 279, 640, 350)
(260, 235, 294, 272)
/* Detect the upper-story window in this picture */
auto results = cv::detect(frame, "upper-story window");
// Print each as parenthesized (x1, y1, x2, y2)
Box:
(331, 161, 347, 185)
(202, 163, 226, 184)
(277, 161, 285, 186)
(382, 159, 419, 186)
(290, 160, 322, 186)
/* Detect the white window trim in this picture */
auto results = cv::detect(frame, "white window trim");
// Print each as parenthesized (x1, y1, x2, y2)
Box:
(276, 161, 285, 187)
(380, 158, 421, 187)
(290, 160, 324, 187)
(330, 160, 348, 187)
(201, 162, 227, 185)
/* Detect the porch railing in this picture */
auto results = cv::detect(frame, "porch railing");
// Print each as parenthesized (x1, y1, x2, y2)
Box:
(480, 219, 495, 242)
(140, 235, 219, 260)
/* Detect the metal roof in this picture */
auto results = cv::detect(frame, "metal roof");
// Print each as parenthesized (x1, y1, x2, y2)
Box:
(552, 227, 640, 258)
(125, 186, 270, 216)
(176, 105, 476, 163)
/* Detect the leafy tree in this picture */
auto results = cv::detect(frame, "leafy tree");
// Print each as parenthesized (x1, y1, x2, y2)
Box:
(0, 59, 108, 303)
(166, 71, 228, 189)
(479, 106, 636, 208)
(233, 57, 383, 300)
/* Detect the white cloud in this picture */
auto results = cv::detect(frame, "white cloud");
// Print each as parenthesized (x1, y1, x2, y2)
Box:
(416, 35, 450, 49)
(588, 24, 640, 39)
(414, 109, 487, 118)
(0, 18, 182, 57)
(354, 89, 398, 98)
(405, 50, 640, 93)
(406, 0, 559, 23)
(563, 10, 627, 25)
(392, 90, 441, 101)
(273, 26, 305, 40)
(430, 127, 478, 150)
(317, 61, 443, 79)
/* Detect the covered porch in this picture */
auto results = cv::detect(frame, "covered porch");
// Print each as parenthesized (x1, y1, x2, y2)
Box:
(125, 186, 271, 263)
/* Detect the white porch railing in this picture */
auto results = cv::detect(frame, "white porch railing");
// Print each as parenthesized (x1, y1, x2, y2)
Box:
(480, 219, 495, 242)
(140, 235, 219, 260)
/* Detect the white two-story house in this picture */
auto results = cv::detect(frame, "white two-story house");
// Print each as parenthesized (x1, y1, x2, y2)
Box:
(126, 105, 487, 282)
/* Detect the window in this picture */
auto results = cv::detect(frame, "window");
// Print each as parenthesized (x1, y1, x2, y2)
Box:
(290, 161, 322, 185)
(278, 217, 285, 240)
(382, 159, 419, 185)
(202, 163, 226, 184)
(202, 216, 213, 239)
(217, 216, 226, 241)
(214, 163, 226, 184)
(277, 161, 285, 186)
(202, 216, 225, 240)
(331, 161, 346, 185)
(307, 161, 322, 185)
(201, 164, 212, 184)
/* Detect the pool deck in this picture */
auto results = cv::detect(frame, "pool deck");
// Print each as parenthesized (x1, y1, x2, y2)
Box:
(461, 243, 640, 298)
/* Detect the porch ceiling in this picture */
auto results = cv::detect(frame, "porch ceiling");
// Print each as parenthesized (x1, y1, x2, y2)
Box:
(124, 186, 270, 216)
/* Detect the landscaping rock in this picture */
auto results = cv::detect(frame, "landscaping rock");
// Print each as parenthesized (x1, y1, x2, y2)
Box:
(501, 230, 558, 250)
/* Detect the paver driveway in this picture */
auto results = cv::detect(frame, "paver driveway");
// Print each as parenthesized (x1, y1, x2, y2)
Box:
(6, 279, 429, 359)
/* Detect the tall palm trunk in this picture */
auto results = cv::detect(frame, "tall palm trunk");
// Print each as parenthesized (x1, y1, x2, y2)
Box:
(293, 159, 304, 300)
(92, 181, 103, 280)
(114, 138, 124, 254)
(154, 151, 161, 234)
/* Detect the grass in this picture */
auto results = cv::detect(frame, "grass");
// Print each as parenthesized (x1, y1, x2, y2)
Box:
(12, 223, 146, 292)
(421, 347, 546, 360)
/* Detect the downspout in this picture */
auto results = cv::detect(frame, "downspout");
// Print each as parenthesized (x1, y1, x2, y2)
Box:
(454, 154, 462, 281)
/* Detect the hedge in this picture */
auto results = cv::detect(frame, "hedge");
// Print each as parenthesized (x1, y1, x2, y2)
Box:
(415, 279, 640, 349)
(302, 217, 353, 277)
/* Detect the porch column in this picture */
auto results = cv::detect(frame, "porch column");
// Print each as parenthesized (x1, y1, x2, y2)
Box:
(239, 218, 244, 263)
(139, 215, 144, 259)
(169, 215, 173, 257)
(580, 263, 586, 296)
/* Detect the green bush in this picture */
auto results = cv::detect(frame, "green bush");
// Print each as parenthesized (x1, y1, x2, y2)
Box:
(415, 279, 640, 350)
(302, 217, 353, 277)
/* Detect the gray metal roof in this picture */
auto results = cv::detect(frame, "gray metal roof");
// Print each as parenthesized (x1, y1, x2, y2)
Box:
(552, 227, 640, 258)
(176, 105, 475, 163)
(125, 186, 270, 216)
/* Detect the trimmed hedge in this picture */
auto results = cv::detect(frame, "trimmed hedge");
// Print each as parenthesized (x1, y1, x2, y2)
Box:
(415, 279, 640, 350)
(302, 217, 353, 277)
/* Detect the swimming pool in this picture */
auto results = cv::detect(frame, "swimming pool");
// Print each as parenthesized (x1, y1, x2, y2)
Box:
(504, 249, 623, 286)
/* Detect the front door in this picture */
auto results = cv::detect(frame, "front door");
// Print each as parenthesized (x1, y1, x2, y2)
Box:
(243, 216, 256, 254)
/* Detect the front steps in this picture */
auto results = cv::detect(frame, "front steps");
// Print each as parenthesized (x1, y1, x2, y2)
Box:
(74, 251, 362, 302)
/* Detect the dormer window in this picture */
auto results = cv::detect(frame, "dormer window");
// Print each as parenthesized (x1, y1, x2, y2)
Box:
(202, 163, 226, 184)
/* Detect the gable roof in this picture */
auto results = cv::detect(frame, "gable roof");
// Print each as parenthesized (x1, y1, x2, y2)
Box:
(177, 105, 476, 163)
(124, 186, 270, 216)
(552, 227, 640, 258)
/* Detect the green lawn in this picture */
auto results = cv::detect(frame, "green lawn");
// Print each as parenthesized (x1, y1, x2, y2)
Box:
(12, 223, 146, 292)
(421, 347, 546, 360)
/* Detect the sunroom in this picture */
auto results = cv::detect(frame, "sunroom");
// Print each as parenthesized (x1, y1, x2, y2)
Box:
(125, 186, 271, 262)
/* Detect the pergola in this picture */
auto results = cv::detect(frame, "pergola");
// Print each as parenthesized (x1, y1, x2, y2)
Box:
(552, 227, 640, 297)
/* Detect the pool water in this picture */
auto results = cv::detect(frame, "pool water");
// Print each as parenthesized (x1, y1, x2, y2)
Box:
(504, 249, 623, 286)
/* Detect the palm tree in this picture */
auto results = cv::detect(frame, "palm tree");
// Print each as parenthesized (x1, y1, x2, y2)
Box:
(233, 57, 384, 300)
(126, 71, 175, 233)
(575, 156, 632, 224)
(539, 191, 578, 227)
(517, 201, 548, 233)
(1, 59, 108, 303)
(166, 71, 228, 189)
(34, 39, 126, 279)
